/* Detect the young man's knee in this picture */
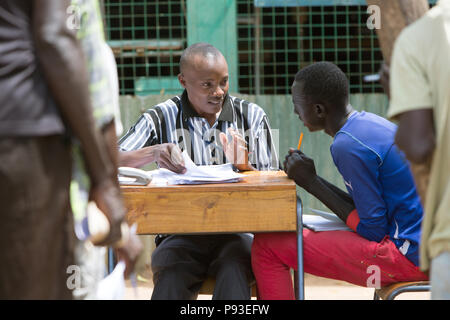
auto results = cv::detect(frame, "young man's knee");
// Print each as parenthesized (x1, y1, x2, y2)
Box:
(252, 233, 272, 251)
(252, 232, 293, 252)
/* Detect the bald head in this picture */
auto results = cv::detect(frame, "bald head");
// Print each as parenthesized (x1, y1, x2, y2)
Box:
(179, 43, 224, 73)
(177, 43, 229, 124)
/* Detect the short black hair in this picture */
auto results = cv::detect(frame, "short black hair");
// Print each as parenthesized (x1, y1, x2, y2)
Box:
(292, 62, 349, 108)
(179, 42, 223, 73)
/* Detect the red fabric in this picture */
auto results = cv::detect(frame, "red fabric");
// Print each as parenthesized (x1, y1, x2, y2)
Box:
(251, 230, 428, 300)
(346, 209, 360, 231)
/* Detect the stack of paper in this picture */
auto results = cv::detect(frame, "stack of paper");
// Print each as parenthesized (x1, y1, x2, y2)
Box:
(149, 151, 244, 185)
(303, 208, 353, 232)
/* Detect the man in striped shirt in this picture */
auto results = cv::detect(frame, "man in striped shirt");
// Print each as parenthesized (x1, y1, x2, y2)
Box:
(118, 43, 279, 300)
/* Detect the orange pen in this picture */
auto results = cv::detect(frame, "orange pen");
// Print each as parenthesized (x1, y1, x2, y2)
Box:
(297, 132, 304, 150)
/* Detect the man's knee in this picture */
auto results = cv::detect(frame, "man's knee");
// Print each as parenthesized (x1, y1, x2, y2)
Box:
(215, 234, 252, 260)
(153, 265, 197, 286)
(151, 238, 198, 272)
(215, 257, 252, 277)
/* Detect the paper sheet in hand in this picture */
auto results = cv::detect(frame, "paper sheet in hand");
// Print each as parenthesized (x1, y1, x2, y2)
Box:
(303, 208, 353, 232)
(149, 151, 244, 185)
(96, 261, 126, 300)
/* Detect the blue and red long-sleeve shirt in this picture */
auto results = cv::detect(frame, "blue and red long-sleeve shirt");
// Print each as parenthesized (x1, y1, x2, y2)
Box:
(330, 111, 423, 266)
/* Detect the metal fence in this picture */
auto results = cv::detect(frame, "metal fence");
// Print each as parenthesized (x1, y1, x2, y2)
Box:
(237, 1, 383, 94)
(103, 0, 431, 96)
(104, 0, 187, 95)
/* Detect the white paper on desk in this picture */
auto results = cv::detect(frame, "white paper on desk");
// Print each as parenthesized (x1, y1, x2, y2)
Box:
(149, 150, 244, 185)
(118, 176, 138, 184)
(303, 208, 353, 232)
(95, 261, 126, 300)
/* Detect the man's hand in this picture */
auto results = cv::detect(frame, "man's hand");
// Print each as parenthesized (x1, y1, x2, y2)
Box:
(219, 128, 254, 171)
(154, 143, 186, 173)
(88, 179, 125, 246)
(283, 149, 317, 190)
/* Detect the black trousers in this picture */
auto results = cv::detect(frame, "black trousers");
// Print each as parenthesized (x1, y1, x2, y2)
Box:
(151, 233, 254, 300)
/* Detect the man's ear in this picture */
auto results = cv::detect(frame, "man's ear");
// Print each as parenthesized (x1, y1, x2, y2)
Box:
(178, 73, 186, 88)
(315, 104, 327, 119)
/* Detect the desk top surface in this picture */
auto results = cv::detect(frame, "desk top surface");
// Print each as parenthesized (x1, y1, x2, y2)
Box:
(121, 170, 295, 193)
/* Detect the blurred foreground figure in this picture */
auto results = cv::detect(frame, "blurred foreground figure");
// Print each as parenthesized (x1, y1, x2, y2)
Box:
(0, 0, 125, 299)
(388, 0, 450, 299)
(69, 0, 142, 300)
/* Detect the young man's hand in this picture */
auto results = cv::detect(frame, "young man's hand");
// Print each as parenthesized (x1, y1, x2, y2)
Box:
(283, 149, 317, 190)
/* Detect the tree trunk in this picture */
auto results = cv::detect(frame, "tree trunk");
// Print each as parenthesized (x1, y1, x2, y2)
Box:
(367, 0, 429, 64)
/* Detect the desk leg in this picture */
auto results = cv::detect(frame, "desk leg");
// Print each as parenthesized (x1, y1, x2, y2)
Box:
(296, 196, 305, 300)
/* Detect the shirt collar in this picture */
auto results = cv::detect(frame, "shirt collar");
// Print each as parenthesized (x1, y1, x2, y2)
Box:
(180, 90, 234, 123)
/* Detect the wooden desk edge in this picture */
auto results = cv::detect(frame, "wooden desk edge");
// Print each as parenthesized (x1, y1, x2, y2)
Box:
(121, 170, 295, 192)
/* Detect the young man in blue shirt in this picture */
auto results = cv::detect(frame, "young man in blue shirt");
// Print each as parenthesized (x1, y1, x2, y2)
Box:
(251, 62, 428, 299)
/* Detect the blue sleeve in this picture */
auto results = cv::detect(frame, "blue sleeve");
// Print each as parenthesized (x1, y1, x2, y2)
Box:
(331, 133, 388, 242)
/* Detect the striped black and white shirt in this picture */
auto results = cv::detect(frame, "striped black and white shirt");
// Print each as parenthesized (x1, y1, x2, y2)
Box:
(119, 90, 279, 170)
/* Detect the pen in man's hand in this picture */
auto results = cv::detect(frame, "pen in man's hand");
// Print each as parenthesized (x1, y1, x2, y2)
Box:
(297, 132, 304, 150)
(170, 145, 184, 166)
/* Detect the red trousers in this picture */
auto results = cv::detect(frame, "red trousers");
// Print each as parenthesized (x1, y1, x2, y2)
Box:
(251, 230, 428, 300)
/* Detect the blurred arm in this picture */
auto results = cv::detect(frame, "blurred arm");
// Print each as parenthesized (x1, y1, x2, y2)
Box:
(395, 109, 435, 164)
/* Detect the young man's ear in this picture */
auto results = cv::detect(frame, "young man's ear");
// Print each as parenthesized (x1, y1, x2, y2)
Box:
(315, 104, 327, 119)
(178, 73, 187, 88)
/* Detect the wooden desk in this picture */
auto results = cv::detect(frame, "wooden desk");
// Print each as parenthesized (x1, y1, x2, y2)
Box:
(120, 170, 304, 299)
(121, 170, 297, 235)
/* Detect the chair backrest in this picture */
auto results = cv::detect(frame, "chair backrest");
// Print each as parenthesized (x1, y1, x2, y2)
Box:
(373, 281, 431, 300)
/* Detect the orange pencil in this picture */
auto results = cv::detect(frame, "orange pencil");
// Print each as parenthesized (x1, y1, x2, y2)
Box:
(297, 132, 304, 150)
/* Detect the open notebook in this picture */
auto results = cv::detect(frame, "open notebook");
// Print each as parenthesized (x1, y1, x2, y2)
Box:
(303, 208, 353, 232)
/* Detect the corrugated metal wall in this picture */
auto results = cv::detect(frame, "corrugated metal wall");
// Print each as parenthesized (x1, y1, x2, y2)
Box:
(119, 92, 389, 213)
